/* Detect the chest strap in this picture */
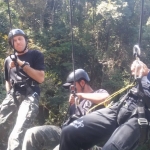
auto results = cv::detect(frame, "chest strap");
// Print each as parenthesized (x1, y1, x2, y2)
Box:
(136, 78, 149, 145)
(137, 99, 149, 145)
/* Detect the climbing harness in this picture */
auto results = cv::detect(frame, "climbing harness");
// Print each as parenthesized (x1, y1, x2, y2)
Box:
(132, 0, 150, 145)
(133, 59, 149, 144)
(8, 53, 37, 107)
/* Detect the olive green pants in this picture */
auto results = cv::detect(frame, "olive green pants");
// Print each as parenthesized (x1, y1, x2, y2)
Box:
(22, 125, 61, 150)
(0, 92, 39, 150)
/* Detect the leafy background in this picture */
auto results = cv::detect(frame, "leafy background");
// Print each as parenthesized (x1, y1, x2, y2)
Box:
(0, 0, 150, 149)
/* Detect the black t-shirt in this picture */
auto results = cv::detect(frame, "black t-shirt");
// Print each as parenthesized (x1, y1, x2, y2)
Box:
(4, 50, 45, 95)
(69, 89, 108, 117)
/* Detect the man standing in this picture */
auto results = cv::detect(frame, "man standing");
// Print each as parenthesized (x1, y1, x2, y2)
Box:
(22, 68, 109, 150)
(0, 29, 45, 150)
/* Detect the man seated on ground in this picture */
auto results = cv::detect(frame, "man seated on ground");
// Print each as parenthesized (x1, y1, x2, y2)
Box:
(22, 68, 109, 150)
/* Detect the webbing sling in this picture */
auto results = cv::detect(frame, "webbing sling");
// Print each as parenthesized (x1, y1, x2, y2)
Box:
(10, 55, 38, 107)
(136, 78, 149, 144)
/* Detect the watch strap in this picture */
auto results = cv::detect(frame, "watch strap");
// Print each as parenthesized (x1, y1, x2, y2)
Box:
(21, 62, 29, 68)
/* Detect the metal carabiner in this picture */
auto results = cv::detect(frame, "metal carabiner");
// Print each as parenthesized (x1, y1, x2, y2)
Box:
(133, 45, 141, 61)
(10, 54, 17, 62)
(133, 45, 143, 79)
(70, 85, 79, 107)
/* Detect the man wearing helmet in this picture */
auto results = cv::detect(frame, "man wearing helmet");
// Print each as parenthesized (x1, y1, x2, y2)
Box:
(22, 69, 109, 150)
(0, 29, 45, 150)
(58, 61, 150, 150)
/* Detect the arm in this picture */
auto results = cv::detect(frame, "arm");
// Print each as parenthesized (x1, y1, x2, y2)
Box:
(17, 59, 44, 83)
(76, 92, 109, 104)
(5, 81, 11, 92)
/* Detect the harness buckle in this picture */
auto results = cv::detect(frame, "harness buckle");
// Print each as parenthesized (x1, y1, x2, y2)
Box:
(138, 118, 148, 126)
(31, 81, 36, 86)
(20, 83, 25, 87)
(14, 81, 26, 88)
(138, 118, 149, 144)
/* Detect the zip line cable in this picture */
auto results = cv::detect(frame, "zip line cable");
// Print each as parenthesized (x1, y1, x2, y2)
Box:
(6, 0, 17, 61)
(69, 0, 76, 88)
(62, 0, 77, 124)
(138, 0, 144, 47)
(7, 0, 12, 30)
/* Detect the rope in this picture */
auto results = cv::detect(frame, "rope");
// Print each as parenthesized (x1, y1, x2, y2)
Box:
(62, 0, 77, 123)
(7, 0, 12, 30)
(86, 82, 135, 114)
(138, 0, 144, 47)
(69, 0, 76, 87)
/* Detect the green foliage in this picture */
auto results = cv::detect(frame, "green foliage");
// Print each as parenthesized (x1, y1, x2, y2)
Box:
(103, 69, 125, 92)
(39, 71, 69, 125)
(0, 0, 150, 149)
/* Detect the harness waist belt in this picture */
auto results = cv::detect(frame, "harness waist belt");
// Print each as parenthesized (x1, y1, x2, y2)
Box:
(14, 80, 38, 87)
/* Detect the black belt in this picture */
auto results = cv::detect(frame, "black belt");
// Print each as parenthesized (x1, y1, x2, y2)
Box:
(14, 80, 38, 88)
(11, 80, 38, 107)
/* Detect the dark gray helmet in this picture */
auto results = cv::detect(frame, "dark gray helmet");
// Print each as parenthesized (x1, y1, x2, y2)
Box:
(8, 29, 27, 46)
(63, 69, 90, 87)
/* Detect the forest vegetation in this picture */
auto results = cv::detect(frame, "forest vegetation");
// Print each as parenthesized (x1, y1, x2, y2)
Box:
(0, 0, 150, 149)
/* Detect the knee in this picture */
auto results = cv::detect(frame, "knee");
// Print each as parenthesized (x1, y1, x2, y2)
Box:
(22, 128, 39, 150)
(25, 128, 33, 138)
(23, 129, 33, 145)
(25, 127, 40, 140)
(102, 143, 119, 150)
(61, 125, 76, 141)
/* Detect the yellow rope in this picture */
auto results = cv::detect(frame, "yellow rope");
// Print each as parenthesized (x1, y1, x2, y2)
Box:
(86, 82, 135, 114)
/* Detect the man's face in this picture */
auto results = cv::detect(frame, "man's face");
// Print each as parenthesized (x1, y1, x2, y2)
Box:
(11, 35, 26, 52)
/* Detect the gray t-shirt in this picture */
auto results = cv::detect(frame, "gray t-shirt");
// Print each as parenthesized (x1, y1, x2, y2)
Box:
(69, 89, 108, 117)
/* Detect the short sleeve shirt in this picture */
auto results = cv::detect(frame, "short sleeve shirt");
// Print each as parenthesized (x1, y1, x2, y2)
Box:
(4, 50, 45, 95)
(69, 89, 109, 117)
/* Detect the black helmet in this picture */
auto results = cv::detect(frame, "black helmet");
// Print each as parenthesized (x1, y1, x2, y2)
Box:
(63, 69, 90, 87)
(8, 29, 27, 46)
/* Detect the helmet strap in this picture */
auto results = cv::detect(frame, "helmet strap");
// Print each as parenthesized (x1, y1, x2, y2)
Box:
(78, 80, 86, 92)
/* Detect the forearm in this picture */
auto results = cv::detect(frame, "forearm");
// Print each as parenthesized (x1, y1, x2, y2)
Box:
(22, 65, 44, 83)
(77, 93, 109, 104)
(5, 81, 11, 92)
(17, 59, 45, 83)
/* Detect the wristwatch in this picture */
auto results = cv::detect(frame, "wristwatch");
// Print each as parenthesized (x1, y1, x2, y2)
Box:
(21, 62, 30, 69)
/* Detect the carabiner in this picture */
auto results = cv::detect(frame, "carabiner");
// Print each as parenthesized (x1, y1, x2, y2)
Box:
(133, 45, 141, 60)
(10, 54, 17, 62)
